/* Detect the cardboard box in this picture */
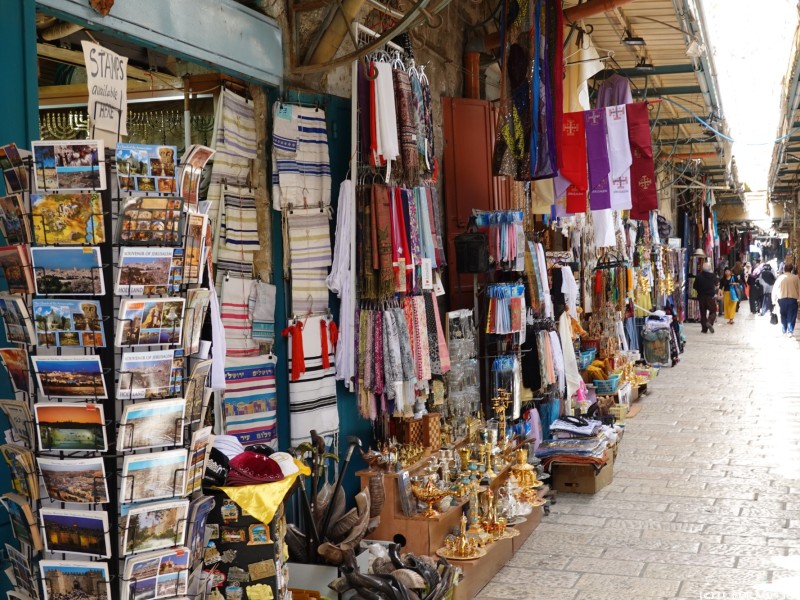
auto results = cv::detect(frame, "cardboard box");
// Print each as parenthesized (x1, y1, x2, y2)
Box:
(550, 458, 613, 494)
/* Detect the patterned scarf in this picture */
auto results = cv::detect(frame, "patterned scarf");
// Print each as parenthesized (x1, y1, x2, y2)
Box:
(372, 185, 395, 299)
(358, 185, 377, 300)
(393, 70, 419, 183)
(373, 310, 385, 397)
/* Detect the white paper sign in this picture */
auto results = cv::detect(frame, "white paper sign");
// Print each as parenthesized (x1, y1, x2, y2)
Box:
(81, 41, 128, 136)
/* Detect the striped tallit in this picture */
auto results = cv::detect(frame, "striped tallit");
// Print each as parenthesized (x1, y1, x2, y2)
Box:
(220, 275, 260, 357)
(223, 356, 278, 449)
(222, 187, 260, 251)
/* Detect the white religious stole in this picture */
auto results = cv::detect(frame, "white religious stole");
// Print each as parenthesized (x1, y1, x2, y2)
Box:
(606, 105, 633, 210)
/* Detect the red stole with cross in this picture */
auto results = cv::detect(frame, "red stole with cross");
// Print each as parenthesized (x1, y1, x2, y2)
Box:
(559, 112, 589, 214)
(626, 102, 658, 219)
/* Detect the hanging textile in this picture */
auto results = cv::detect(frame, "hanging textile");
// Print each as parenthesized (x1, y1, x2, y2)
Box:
(287, 315, 339, 444)
(486, 284, 527, 334)
(595, 74, 633, 107)
(584, 108, 611, 210)
(272, 104, 332, 210)
(563, 36, 604, 113)
(557, 111, 588, 214)
(558, 312, 582, 408)
(327, 181, 355, 387)
(604, 105, 633, 210)
(626, 102, 658, 219)
(221, 186, 260, 251)
(248, 279, 276, 343)
(286, 207, 333, 315)
(223, 356, 278, 449)
(220, 275, 260, 357)
(530, 0, 558, 180)
(373, 62, 400, 168)
(393, 69, 419, 183)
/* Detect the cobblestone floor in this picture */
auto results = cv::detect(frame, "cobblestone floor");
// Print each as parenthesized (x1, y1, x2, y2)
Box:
(481, 312, 800, 599)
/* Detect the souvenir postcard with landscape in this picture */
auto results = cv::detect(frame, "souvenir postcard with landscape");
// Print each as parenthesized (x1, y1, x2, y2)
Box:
(0, 144, 29, 194)
(1, 493, 42, 551)
(32, 140, 105, 192)
(117, 349, 183, 400)
(39, 560, 110, 600)
(186, 495, 214, 563)
(0, 194, 30, 245)
(118, 398, 186, 451)
(31, 355, 108, 400)
(0, 296, 34, 345)
(34, 403, 107, 452)
(37, 456, 109, 504)
(5, 542, 38, 599)
(121, 449, 187, 503)
(30, 247, 105, 296)
(184, 288, 210, 355)
(116, 247, 178, 295)
(0, 245, 34, 294)
(0, 444, 37, 499)
(32, 299, 105, 348)
(118, 197, 184, 245)
(121, 499, 188, 556)
(183, 213, 207, 284)
(0, 400, 34, 448)
(184, 359, 211, 423)
(30, 193, 104, 245)
(123, 546, 190, 600)
(116, 143, 177, 194)
(117, 298, 185, 347)
(39, 508, 110, 558)
(0, 347, 30, 393)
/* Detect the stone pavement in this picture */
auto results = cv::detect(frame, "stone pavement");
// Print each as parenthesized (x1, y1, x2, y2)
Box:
(480, 312, 800, 600)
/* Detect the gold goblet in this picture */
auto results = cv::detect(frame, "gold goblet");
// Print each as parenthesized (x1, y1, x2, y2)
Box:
(411, 482, 450, 518)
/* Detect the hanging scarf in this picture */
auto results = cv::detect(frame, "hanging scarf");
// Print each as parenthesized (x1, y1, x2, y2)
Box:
(372, 184, 395, 298)
(584, 108, 612, 210)
(558, 111, 589, 214)
(358, 185, 378, 300)
(393, 69, 419, 183)
(627, 102, 658, 219)
(373, 310, 384, 397)
(383, 308, 404, 403)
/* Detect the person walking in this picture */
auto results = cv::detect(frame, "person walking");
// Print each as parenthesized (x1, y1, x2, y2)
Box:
(720, 267, 740, 325)
(759, 264, 777, 317)
(747, 261, 762, 314)
(693, 263, 719, 334)
(772, 264, 800, 336)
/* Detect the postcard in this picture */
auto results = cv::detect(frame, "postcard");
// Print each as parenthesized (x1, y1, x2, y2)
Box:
(1, 493, 42, 551)
(0, 245, 34, 294)
(0, 400, 34, 448)
(122, 499, 188, 556)
(30, 193, 104, 245)
(35, 403, 107, 452)
(0, 348, 29, 394)
(118, 398, 186, 451)
(0, 194, 30, 245)
(121, 449, 187, 503)
(117, 349, 183, 400)
(117, 298, 185, 347)
(5, 542, 38, 599)
(40, 561, 110, 600)
(116, 143, 177, 194)
(186, 496, 214, 564)
(32, 356, 107, 400)
(178, 145, 215, 206)
(184, 359, 211, 423)
(0, 444, 37, 499)
(185, 426, 211, 495)
(116, 247, 176, 295)
(118, 197, 184, 245)
(32, 140, 106, 192)
(0, 144, 29, 195)
(30, 247, 104, 296)
(0, 296, 34, 345)
(123, 546, 190, 600)
(32, 299, 105, 349)
(39, 508, 110, 558)
(183, 213, 207, 284)
(184, 288, 210, 355)
(37, 456, 109, 504)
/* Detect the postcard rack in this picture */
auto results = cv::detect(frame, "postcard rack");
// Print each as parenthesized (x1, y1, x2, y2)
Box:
(0, 137, 252, 600)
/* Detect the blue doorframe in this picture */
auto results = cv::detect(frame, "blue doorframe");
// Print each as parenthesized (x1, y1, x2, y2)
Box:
(268, 89, 373, 504)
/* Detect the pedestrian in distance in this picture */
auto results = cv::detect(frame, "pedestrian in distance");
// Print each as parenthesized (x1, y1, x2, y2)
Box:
(693, 262, 719, 334)
(772, 263, 800, 336)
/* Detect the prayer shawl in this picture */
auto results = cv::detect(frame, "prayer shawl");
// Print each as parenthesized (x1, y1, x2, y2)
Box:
(557, 112, 589, 214)
(605, 105, 633, 210)
(223, 356, 278, 449)
(221, 276, 260, 357)
(291, 267, 329, 315)
(287, 315, 338, 444)
(273, 104, 332, 209)
(287, 207, 332, 315)
(327, 181, 355, 387)
(393, 69, 419, 183)
(248, 279, 276, 342)
(222, 187, 260, 251)
(626, 102, 658, 219)
(584, 108, 611, 210)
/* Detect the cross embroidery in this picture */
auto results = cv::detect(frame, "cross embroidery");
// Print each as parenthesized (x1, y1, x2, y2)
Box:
(613, 176, 628, 190)
(587, 111, 601, 125)
(608, 106, 624, 120)
(634, 148, 643, 159)
(639, 176, 653, 190)
(564, 120, 579, 136)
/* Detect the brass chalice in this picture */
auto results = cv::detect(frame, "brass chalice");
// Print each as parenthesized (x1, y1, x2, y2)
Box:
(411, 481, 450, 518)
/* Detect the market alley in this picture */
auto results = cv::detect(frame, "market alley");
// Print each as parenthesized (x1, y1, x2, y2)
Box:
(482, 316, 800, 600)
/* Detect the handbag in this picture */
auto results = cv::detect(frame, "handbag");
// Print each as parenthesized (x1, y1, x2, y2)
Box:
(729, 284, 739, 303)
(731, 282, 744, 300)
(770, 313, 779, 325)
(454, 216, 489, 273)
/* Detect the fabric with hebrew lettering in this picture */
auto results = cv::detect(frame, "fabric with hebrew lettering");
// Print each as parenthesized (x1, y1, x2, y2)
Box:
(223, 356, 278, 448)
